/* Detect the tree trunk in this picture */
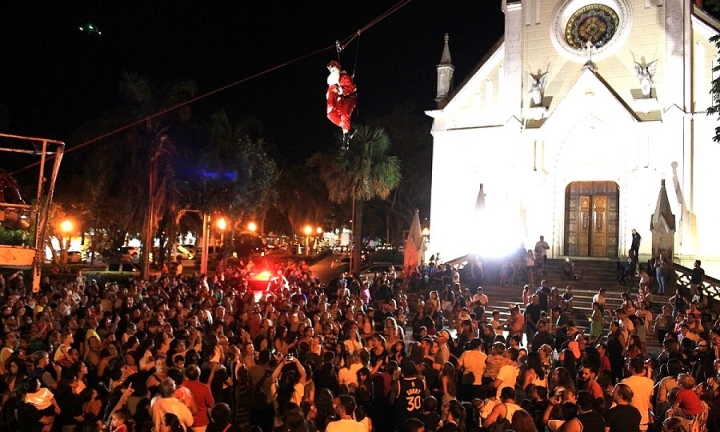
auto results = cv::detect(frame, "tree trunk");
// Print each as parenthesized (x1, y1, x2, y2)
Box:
(352, 198, 364, 274)
(141, 163, 155, 277)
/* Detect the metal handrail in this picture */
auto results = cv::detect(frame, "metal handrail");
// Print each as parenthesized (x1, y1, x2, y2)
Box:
(673, 262, 720, 310)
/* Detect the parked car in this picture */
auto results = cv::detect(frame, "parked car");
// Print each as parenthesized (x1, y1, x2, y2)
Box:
(118, 247, 140, 262)
(65, 251, 84, 264)
(197, 245, 223, 262)
(232, 232, 267, 260)
(330, 256, 368, 269)
(84, 262, 141, 280)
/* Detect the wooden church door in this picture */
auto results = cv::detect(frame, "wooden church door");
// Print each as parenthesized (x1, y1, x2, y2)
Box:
(564, 181, 619, 257)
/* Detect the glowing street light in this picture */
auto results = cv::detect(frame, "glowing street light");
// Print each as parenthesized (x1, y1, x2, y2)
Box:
(248, 222, 257, 232)
(216, 217, 227, 247)
(61, 220, 73, 234)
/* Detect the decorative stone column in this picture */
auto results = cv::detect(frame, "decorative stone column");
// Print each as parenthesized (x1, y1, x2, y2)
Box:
(502, 0, 524, 121)
(650, 179, 676, 260)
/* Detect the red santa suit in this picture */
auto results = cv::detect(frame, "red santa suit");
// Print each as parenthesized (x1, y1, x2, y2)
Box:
(326, 66, 356, 133)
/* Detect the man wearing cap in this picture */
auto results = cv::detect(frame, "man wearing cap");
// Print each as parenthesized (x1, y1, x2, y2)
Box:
(472, 287, 488, 307)
(326, 60, 357, 150)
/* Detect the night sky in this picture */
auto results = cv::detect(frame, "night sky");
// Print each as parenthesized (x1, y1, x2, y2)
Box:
(0, 1, 504, 167)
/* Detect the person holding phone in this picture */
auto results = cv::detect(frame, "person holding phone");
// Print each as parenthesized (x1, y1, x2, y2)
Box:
(269, 354, 306, 428)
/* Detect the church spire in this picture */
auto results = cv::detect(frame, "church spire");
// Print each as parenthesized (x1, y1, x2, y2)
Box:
(440, 33, 452, 65)
(436, 33, 455, 105)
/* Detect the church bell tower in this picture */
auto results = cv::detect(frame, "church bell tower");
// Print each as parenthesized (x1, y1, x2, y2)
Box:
(435, 33, 454, 107)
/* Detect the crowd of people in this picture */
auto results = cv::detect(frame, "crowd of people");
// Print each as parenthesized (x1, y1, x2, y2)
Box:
(0, 253, 716, 432)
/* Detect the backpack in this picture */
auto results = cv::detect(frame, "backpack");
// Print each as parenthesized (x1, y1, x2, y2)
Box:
(251, 369, 273, 409)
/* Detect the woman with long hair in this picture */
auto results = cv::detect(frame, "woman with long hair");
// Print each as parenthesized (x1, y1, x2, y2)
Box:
(1, 357, 26, 402)
(620, 292, 637, 316)
(96, 343, 122, 379)
(511, 409, 538, 432)
(440, 361, 458, 405)
(550, 367, 576, 394)
(384, 317, 404, 347)
(70, 360, 90, 394)
(338, 352, 361, 388)
(391, 340, 406, 364)
(344, 329, 363, 354)
(0, 357, 26, 426)
(274, 326, 290, 356)
(557, 349, 577, 380)
(270, 356, 307, 428)
(439, 399, 466, 432)
(588, 302, 604, 342)
(521, 351, 547, 391)
(310, 387, 337, 432)
(281, 403, 309, 432)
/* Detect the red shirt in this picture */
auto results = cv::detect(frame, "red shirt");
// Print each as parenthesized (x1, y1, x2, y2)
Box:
(585, 379, 604, 399)
(676, 388, 703, 416)
(599, 355, 611, 371)
(181, 380, 215, 427)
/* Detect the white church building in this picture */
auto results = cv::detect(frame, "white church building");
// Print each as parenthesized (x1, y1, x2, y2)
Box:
(427, 0, 720, 273)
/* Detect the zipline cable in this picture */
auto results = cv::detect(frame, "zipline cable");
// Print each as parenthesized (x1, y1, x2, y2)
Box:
(12, 0, 415, 174)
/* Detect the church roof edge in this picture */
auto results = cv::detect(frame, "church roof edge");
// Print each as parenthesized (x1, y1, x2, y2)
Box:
(693, 4, 720, 33)
(592, 71, 642, 122)
(444, 36, 505, 105)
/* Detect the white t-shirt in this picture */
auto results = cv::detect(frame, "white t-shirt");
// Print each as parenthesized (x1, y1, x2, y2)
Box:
(338, 363, 363, 387)
(621, 375, 654, 429)
(495, 364, 518, 399)
(327, 418, 367, 432)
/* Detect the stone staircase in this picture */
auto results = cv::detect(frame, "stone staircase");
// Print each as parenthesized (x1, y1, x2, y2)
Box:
(403, 258, 665, 348)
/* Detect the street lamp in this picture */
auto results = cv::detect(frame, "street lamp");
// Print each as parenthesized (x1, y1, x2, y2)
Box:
(248, 222, 257, 233)
(217, 218, 227, 247)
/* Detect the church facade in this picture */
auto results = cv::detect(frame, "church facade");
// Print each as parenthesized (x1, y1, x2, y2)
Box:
(427, 0, 720, 272)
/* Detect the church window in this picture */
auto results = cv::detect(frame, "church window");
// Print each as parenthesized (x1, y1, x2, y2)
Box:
(551, 0, 632, 63)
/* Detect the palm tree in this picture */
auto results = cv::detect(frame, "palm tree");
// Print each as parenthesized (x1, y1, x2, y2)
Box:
(311, 125, 401, 273)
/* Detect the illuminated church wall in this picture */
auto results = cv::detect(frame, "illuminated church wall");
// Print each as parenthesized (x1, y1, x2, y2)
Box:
(428, 0, 720, 274)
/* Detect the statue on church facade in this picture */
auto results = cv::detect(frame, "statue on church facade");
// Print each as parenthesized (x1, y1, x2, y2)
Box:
(528, 72, 549, 106)
(634, 60, 659, 98)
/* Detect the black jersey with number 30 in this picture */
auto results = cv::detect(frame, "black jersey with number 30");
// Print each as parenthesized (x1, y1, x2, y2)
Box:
(395, 376, 426, 422)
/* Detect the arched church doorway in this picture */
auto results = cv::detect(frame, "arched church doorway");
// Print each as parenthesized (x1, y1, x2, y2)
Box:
(564, 181, 619, 257)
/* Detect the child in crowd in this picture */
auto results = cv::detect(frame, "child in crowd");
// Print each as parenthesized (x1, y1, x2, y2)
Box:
(491, 311, 504, 336)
